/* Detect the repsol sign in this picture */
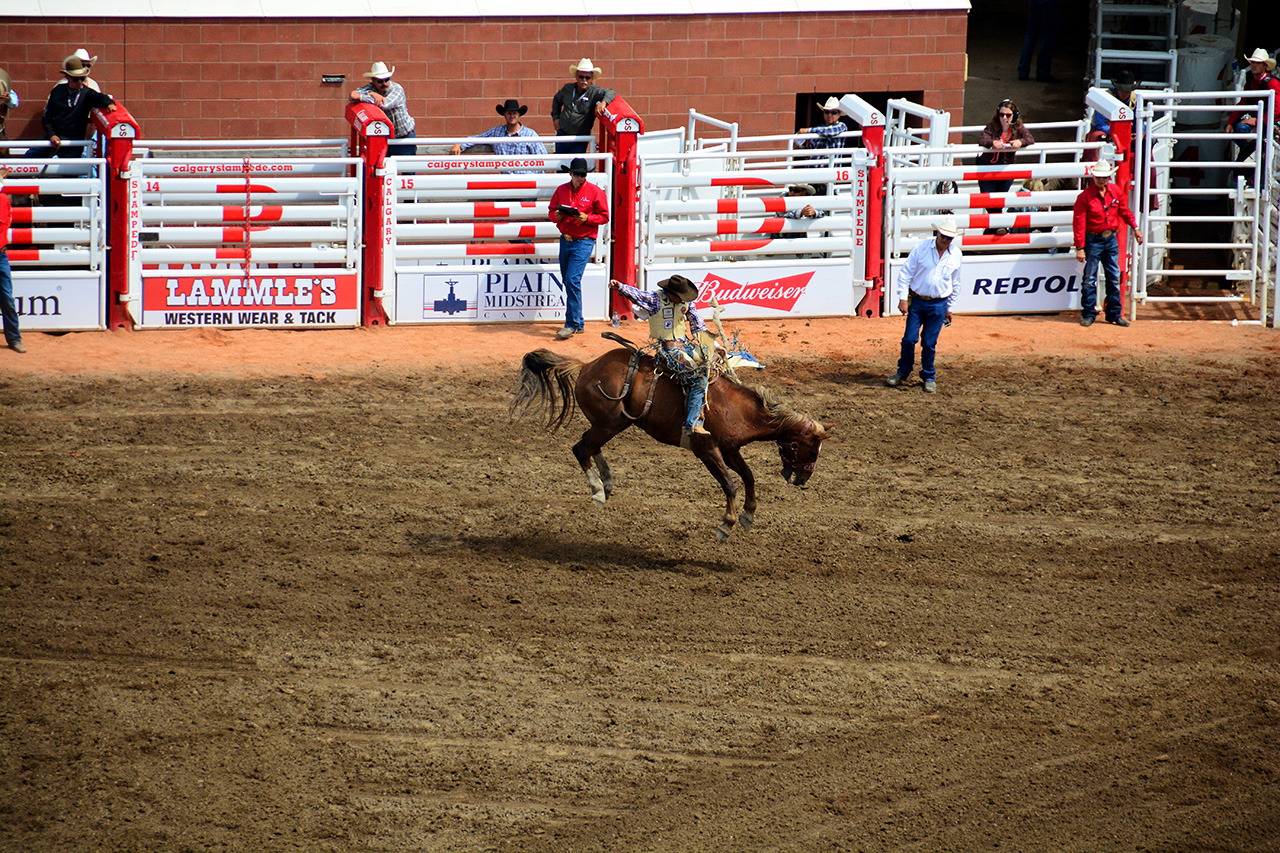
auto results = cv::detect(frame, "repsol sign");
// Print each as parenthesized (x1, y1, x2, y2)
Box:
(973, 274, 1078, 295)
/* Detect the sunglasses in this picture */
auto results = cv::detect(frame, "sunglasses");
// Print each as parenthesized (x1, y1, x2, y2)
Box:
(576, 74, 593, 80)
(822, 109, 840, 114)
(998, 111, 1013, 117)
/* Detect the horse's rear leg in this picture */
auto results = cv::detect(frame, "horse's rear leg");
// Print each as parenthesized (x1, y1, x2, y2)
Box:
(722, 447, 757, 533)
(694, 444, 739, 542)
(573, 425, 622, 506)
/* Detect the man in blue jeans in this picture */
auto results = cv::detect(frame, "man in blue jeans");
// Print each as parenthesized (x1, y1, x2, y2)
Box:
(548, 157, 609, 339)
(1072, 160, 1143, 327)
(0, 167, 25, 353)
(886, 217, 961, 393)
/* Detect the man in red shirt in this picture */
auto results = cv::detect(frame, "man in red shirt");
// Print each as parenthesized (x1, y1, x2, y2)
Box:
(1225, 48, 1280, 161)
(1, 167, 25, 353)
(548, 157, 609, 339)
(1072, 160, 1143, 327)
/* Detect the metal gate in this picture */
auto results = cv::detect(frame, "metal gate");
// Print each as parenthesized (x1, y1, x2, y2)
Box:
(0, 157, 108, 331)
(1131, 89, 1275, 323)
(121, 148, 363, 329)
(376, 152, 612, 324)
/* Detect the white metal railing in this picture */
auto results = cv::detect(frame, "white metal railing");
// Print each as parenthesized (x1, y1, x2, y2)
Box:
(378, 152, 612, 324)
(0, 156, 109, 331)
(1132, 89, 1275, 323)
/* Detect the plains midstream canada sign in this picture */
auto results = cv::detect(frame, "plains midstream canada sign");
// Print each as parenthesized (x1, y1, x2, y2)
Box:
(393, 264, 609, 324)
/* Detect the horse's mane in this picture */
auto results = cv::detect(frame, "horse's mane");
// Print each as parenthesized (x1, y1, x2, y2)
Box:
(735, 378, 821, 434)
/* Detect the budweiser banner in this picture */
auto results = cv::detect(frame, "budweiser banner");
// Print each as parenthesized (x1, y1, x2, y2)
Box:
(648, 264, 865, 318)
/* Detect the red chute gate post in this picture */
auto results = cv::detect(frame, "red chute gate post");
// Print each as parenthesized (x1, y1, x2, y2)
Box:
(93, 105, 142, 330)
(347, 101, 393, 326)
(598, 97, 644, 320)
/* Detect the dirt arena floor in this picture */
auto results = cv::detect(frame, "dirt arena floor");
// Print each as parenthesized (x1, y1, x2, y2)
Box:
(2, 312, 1279, 852)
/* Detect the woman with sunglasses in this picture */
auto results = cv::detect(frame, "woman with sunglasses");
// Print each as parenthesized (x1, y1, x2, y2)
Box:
(976, 100, 1035, 235)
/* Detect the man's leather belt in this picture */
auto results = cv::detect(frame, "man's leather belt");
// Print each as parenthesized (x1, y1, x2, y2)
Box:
(910, 293, 946, 303)
(1088, 229, 1116, 239)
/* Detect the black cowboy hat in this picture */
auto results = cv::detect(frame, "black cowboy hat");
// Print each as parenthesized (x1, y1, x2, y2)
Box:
(568, 157, 590, 176)
(496, 99, 529, 116)
(1112, 69, 1137, 89)
(658, 275, 699, 304)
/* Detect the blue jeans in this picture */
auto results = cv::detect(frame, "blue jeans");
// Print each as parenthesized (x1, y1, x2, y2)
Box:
(558, 236, 593, 330)
(658, 343, 709, 430)
(0, 251, 20, 346)
(897, 296, 948, 382)
(387, 142, 417, 157)
(1018, 0, 1059, 79)
(1230, 120, 1258, 160)
(1081, 234, 1122, 320)
(555, 140, 590, 156)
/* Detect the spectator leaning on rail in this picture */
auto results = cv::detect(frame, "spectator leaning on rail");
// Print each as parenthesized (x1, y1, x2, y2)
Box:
(1225, 49, 1280, 162)
(59, 49, 101, 92)
(550, 59, 615, 156)
(349, 62, 416, 157)
(0, 67, 15, 140)
(796, 97, 852, 192)
(1072, 160, 1143, 328)
(886, 217, 961, 394)
(450, 99, 548, 172)
(548, 157, 609, 340)
(0, 167, 24, 354)
(976, 99, 1034, 235)
(27, 55, 115, 159)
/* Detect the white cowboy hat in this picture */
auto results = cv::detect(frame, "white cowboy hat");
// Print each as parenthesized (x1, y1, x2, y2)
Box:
(1090, 160, 1115, 178)
(936, 216, 959, 238)
(570, 58, 602, 78)
(73, 48, 98, 65)
(1243, 48, 1277, 70)
(819, 96, 840, 111)
(362, 61, 395, 80)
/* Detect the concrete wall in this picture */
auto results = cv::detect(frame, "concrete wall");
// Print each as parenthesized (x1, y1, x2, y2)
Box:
(3, 14, 967, 141)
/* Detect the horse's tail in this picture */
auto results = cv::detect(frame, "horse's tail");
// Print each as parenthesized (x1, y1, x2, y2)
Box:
(511, 349, 584, 431)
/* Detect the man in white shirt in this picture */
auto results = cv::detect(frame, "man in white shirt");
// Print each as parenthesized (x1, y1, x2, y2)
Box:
(885, 217, 962, 393)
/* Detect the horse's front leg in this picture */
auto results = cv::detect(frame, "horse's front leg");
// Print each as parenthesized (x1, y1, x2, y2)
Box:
(573, 425, 620, 506)
(721, 446, 757, 533)
(694, 444, 738, 542)
(592, 453, 614, 499)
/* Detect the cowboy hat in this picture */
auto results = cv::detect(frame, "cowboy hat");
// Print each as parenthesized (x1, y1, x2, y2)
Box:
(935, 216, 959, 238)
(61, 55, 91, 78)
(495, 99, 529, 116)
(570, 58, 602, 78)
(658, 275, 699, 304)
(787, 183, 816, 195)
(362, 61, 395, 79)
(1243, 48, 1277, 70)
(819, 96, 840, 111)
(568, 157, 590, 176)
(73, 48, 98, 66)
(1112, 69, 1137, 89)
(1090, 160, 1115, 178)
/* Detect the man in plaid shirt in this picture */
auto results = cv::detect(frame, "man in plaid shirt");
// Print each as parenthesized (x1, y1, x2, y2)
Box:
(349, 62, 416, 157)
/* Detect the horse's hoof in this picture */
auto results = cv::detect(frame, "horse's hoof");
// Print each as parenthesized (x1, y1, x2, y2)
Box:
(738, 511, 754, 532)
(715, 524, 732, 543)
(591, 493, 607, 507)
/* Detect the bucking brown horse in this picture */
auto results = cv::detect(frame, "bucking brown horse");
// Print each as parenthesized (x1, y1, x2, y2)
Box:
(511, 342, 832, 541)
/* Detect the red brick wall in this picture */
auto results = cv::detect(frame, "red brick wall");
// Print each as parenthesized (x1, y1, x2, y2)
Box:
(3, 13, 967, 142)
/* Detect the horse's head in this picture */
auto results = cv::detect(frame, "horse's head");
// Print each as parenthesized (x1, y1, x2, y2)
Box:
(778, 421, 832, 486)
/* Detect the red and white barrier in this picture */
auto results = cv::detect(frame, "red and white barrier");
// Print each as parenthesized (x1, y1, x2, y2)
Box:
(118, 153, 363, 330)
(0, 156, 110, 331)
